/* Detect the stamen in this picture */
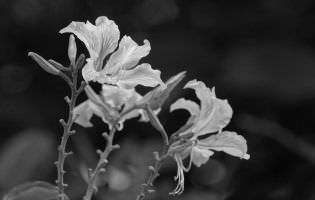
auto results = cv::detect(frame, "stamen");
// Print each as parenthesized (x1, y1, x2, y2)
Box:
(169, 154, 185, 195)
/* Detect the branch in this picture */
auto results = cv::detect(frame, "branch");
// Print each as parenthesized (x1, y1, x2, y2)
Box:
(136, 105, 170, 200)
(55, 61, 86, 200)
(136, 151, 168, 200)
(83, 128, 120, 200)
(83, 105, 139, 200)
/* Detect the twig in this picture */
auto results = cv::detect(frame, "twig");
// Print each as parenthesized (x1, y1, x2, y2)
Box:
(55, 61, 86, 200)
(83, 105, 139, 200)
(83, 127, 120, 200)
(136, 105, 170, 200)
(136, 150, 168, 200)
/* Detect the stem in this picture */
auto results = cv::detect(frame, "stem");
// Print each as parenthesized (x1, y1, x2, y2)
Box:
(55, 63, 86, 200)
(83, 106, 138, 200)
(136, 150, 168, 200)
(136, 105, 170, 200)
(83, 127, 119, 200)
(145, 105, 169, 146)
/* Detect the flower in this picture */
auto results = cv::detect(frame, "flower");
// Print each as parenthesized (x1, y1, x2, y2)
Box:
(60, 16, 164, 89)
(73, 71, 186, 131)
(168, 80, 250, 195)
(73, 84, 148, 130)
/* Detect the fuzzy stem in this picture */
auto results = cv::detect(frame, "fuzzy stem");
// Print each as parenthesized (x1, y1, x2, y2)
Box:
(55, 62, 86, 200)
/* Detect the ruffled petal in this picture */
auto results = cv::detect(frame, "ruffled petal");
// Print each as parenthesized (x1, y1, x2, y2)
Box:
(198, 131, 250, 160)
(184, 80, 214, 122)
(116, 63, 164, 88)
(191, 146, 214, 167)
(94, 16, 120, 70)
(60, 16, 120, 71)
(170, 98, 200, 117)
(170, 98, 200, 136)
(73, 100, 102, 127)
(105, 36, 151, 74)
(185, 80, 233, 136)
(194, 98, 233, 136)
(60, 21, 99, 59)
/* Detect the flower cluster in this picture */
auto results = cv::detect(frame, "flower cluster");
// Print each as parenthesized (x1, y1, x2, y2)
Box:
(30, 16, 250, 200)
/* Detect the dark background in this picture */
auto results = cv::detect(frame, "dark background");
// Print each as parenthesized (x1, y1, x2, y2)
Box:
(1, 0, 315, 199)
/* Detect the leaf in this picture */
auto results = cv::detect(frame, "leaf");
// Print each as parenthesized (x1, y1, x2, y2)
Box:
(3, 181, 69, 200)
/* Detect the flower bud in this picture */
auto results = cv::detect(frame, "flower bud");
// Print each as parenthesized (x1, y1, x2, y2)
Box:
(68, 35, 77, 65)
(28, 52, 60, 75)
(141, 71, 186, 110)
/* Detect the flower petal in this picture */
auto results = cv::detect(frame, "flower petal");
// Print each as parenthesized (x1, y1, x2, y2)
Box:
(185, 80, 233, 136)
(170, 98, 200, 136)
(81, 59, 100, 82)
(60, 21, 99, 59)
(184, 80, 214, 121)
(170, 98, 200, 117)
(191, 146, 214, 167)
(105, 36, 151, 74)
(73, 100, 102, 127)
(60, 16, 120, 71)
(198, 131, 250, 160)
(101, 84, 135, 108)
(100, 85, 146, 130)
(194, 98, 233, 136)
(116, 63, 164, 88)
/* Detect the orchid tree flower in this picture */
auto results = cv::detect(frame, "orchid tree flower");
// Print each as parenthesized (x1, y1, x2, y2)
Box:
(73, 84, 147, 130)
(60, 16, 165, 89)
(168, 80, 250, 195)
(74, 71, 186, 132)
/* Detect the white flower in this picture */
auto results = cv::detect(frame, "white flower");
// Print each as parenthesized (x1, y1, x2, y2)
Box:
(168, 80, 249, 195)
(60, 16, 164, 88)
(73, 84, 148, 130)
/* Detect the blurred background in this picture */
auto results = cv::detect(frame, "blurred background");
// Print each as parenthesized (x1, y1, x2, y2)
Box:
(1, 0, 315, 199)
